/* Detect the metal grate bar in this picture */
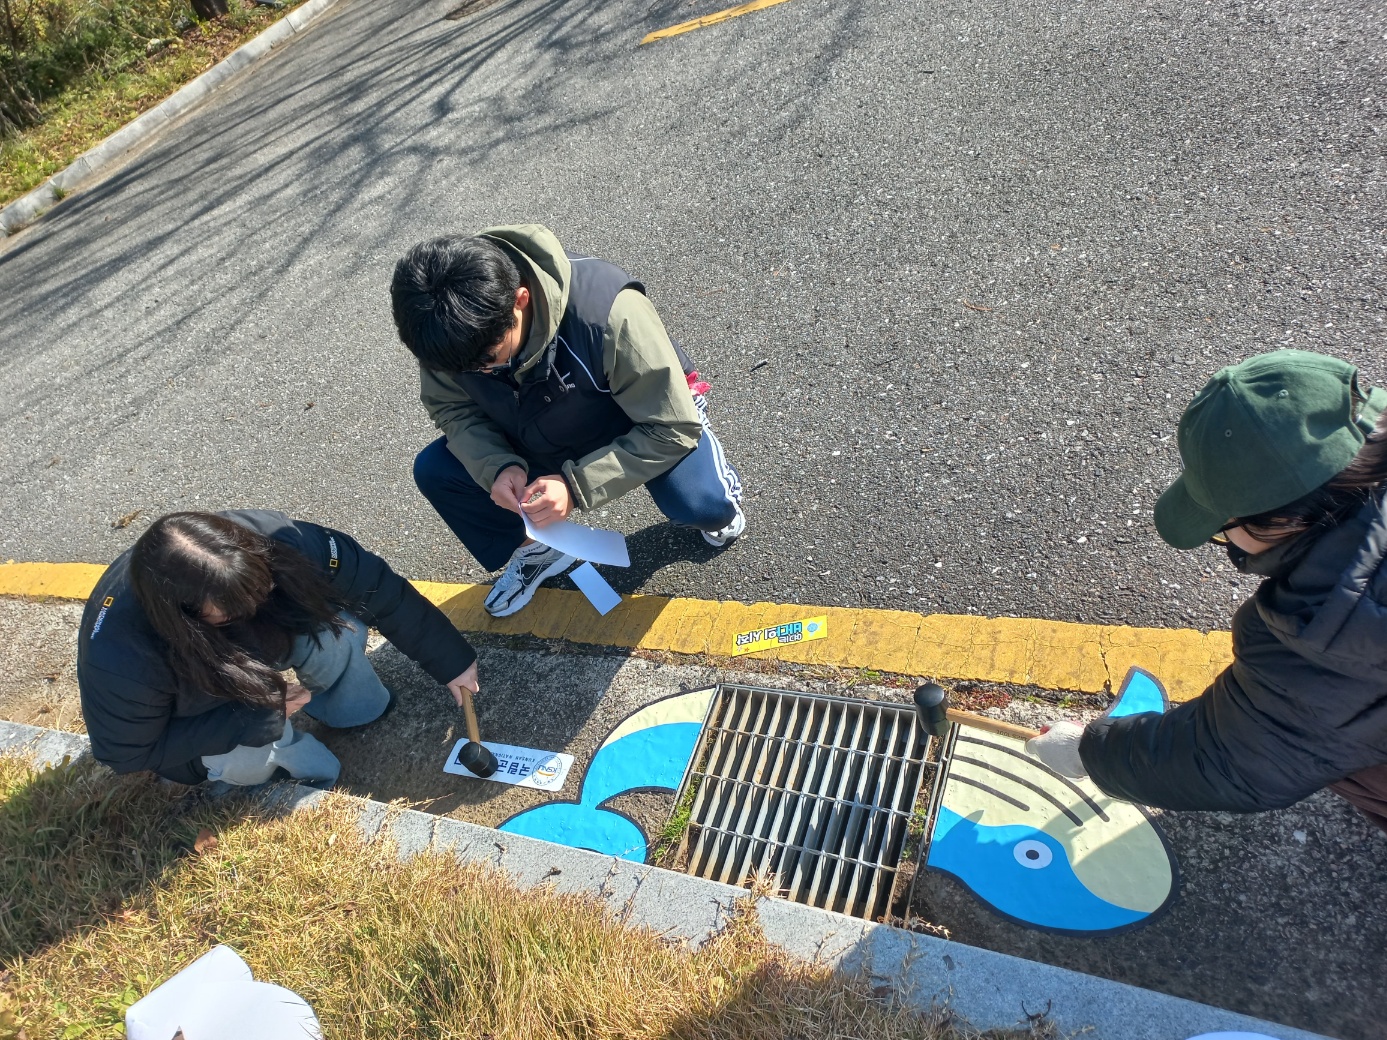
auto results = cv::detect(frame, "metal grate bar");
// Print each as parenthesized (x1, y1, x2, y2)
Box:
(794, 702, 869, 909)
(862, 712, 920, 916)
(675, 684, 936, 921)
(834, 706, 895, 914)
(689, 821, 906, 872)
(725, 691, 792, 884)
(772, 700, 839, 894)
(688, 686, 758, 879)
(689, 689, 753, 881)
(746, 696, 825, 884)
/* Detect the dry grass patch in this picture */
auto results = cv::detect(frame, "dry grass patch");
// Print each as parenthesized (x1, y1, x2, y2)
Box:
(0, 754, 1055, 1039)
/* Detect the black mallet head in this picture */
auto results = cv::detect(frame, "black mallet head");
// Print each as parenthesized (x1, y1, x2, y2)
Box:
(913, 683, 951, 740)
(457, 740, 498, 778)
(455, 686, 498, 778)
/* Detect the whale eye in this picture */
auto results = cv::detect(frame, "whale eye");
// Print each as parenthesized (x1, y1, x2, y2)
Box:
(1013, 839, 1053, 869)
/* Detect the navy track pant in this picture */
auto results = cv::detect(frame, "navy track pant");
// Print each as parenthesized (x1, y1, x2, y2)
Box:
(414, 406, 742, 572)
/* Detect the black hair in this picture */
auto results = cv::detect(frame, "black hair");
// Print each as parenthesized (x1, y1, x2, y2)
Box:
(389, 235, 523, 373)
(130, 513, 348, 710)
(1233, 394, 1387, 546)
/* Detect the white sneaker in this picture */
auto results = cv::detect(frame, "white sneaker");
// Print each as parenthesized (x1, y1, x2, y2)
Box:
(701, 500, 746, 548)
(485, 543, 576, 617)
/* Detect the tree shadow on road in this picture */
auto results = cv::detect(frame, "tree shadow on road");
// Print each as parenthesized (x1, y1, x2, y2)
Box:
(1, 0, 616, 409)
(0, 0, 867, 423)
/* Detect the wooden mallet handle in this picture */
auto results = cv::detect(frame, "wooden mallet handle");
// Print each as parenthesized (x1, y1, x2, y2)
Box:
(459, 687, 483, 745)
(914, 683, 1041, 742)
(944, 707, 1040, 742)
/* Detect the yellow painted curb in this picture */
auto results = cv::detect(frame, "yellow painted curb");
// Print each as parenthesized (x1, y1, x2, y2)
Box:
(640, 0, 799, 45)
(0, 562, 109, 600)
(1, 561, 1231, 702)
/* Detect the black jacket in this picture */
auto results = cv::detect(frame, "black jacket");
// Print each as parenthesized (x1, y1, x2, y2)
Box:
(1082, 489, 1387, 811)
(77, 510, 476, 785)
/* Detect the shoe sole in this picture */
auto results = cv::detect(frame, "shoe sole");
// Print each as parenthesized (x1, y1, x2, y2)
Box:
(485, 554, 576, 617)
(702, 509, 746, 548)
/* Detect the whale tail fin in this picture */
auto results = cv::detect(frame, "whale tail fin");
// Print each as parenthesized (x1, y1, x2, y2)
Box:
(499, 801, 648, 862)
(1106, 667, 1169, 720)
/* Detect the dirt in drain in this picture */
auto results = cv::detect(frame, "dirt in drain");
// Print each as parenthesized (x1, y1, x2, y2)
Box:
(444, 0, 502, 20)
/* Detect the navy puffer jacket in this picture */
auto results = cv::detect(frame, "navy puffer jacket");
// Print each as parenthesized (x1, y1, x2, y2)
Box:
(77, 511, 476, 785)
(1082, 488, 1387, 811)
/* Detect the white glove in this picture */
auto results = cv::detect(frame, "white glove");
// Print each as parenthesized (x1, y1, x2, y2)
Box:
(1024, 721, 1088, 778)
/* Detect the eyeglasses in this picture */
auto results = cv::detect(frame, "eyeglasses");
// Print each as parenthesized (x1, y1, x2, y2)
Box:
(1208, 521, 1239, 546)
(473, 342, 515, 374)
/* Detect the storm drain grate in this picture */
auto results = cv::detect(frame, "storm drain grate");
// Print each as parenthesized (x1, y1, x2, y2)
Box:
(673, 684, 940, 921)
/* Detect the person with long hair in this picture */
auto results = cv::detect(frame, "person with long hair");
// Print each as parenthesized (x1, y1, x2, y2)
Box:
(77, 510, 479, 788)
(1026, 350, 1387, 834)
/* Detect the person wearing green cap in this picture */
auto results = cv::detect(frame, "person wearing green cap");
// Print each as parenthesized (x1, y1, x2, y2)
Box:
(1025, 349, 1387, 833)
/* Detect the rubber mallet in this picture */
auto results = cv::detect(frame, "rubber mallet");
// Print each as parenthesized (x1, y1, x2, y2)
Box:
(456, 687, 499, 778)
(913, 682, 1041, 742)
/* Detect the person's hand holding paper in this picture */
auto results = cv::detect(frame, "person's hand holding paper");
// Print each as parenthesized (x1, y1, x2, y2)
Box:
(520, 474, 573, 526)
(490, 466, 529, 515)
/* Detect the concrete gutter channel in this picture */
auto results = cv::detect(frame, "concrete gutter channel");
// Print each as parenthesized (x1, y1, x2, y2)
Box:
(0, 719, 1330, 1040)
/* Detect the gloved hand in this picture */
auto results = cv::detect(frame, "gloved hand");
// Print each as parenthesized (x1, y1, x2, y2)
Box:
(1024, 720, 1088, 778)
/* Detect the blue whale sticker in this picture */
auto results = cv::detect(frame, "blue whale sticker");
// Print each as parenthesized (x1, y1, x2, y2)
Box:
(498, 688, 716, 861)
(926, 667, 1180, 935)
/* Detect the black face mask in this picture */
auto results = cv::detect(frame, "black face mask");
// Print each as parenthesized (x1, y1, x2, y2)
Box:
(1224, 541, 1252, 572)
(1224, 530, 1318, 579)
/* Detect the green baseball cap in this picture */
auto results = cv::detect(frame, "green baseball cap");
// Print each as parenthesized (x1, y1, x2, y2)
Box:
(1155, 350, 1386, 550)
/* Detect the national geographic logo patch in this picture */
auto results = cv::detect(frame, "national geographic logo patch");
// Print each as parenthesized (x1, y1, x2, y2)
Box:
(91, 595, 115, 637)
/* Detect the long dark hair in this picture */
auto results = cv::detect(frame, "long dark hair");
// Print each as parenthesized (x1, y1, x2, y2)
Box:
(130, 513, 348, 709)
(1233, 400, 1387, 546)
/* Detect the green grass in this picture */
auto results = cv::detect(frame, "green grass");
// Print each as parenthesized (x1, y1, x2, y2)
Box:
(652, 774, 701, 866)
(0, 754, 1055, 1040)
(1, 0, 301, 207)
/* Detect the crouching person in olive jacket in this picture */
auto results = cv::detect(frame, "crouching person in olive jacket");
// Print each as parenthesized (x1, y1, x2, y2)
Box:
(77, 510, 479, 789)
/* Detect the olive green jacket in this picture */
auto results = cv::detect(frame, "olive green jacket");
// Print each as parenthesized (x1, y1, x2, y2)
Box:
(419, 224, 701, 511)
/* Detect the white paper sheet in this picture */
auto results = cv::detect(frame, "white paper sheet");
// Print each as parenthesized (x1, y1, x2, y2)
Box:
(523, 513, 630, 567)
(168, 981, 320, 1040)
(126, 946, 252, 1040)
(444, 739, 574, 791)
(126, 946, 322, 1040)
(569, 562, 622, 615)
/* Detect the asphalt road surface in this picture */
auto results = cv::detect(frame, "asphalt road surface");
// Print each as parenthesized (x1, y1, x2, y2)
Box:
(1, 0, 1382, 634)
